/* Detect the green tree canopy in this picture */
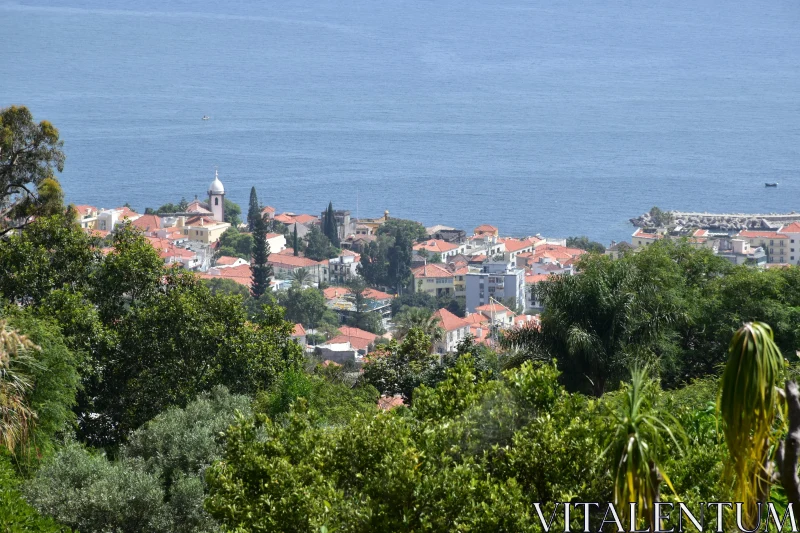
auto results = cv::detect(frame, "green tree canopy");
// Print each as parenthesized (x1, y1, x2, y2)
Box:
(0, 106, 66, 235)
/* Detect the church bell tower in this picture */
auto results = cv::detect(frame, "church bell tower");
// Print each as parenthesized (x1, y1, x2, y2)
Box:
(208, 169, 225, 222)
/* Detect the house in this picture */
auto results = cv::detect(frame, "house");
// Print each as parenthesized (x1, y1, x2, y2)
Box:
(426, 226, 467, 244)
(412, 239, 464, 260)
(186, 200, 213, 216)
(324, 287, 393, 323)
(525, 273, 551, 311)
(452, 266, 469, 297)
(73, 205, 99, 229)
(96, 208, 140, 232)
(131, 214, 161, 234)
(465, 262, 526, 314)
(146, 236, 200, 269)
(215, 256, 250, 268)
(325, 250, 361, 284)
(778, 222, 800, 265)
(716, 239, 767, 267)
(356, 210, 391, 233)
(631, 228, 665, 248)
(473, 301, 515, 328)
(474, 224, 499, 237)
(342, 233, 376, 253)
(292, 324, 307, 347)
(432, 308, 470, 354)
(319, 326, 378, 362)
(267, 254, 328, 283)
(266, 233, 287, 254)
(734, 230, 789, 264)
(200, 264, 253, 287)
(605, 241, 632, 260)
(183, 215, 231, 245)
(501, 237, 539, 262)
(412, 263, 455, 298)
(261, 206, 276, 220)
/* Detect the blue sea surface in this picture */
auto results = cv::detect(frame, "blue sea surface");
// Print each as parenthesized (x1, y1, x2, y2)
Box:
(2, 0, 799, 243)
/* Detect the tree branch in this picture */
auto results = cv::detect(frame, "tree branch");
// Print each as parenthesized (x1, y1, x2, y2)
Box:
(778, 381, 800, 521)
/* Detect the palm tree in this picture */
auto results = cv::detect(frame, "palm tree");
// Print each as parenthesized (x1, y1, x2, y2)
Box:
(289, 267, 310, 287)
(604, 366, 683, 531)
(394, 307, 444, 347)
(719, 322, 785, 526)
(0, 320, 39, 451)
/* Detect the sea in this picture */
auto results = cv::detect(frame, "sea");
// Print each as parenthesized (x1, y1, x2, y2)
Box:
(2, 0, 799, 244)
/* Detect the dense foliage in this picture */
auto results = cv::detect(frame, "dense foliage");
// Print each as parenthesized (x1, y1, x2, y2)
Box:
(4, 109, 800, 532)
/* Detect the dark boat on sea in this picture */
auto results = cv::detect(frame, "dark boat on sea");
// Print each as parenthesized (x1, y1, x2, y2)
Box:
(765, 182, 778, 187)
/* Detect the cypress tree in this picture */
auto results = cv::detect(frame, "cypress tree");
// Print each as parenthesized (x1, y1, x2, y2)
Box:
(293, 223, 299, 256)
(324, 201, 340, 247)
(247, 187, 259, 232)
(250, 215, 273, 298)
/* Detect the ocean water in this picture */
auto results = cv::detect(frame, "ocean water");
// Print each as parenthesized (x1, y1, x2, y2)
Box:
(2, 0, 799, 244)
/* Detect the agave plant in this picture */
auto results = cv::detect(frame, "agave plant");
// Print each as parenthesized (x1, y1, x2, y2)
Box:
(604, 366, 683, 530)
(719, 322, 785, 525)
(0, 319, 40, 451)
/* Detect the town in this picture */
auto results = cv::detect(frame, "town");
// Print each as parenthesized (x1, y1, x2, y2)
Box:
(70, 172, 800, 369)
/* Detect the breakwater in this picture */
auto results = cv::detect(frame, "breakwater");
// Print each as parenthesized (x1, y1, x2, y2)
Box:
(631, 211, 800, 231)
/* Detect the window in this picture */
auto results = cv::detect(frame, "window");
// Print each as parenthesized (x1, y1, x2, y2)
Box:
(770, 240, 774, 245)
(215, 198, 219, 206)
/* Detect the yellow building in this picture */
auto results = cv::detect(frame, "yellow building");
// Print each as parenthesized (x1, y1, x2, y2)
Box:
(412, 263, 455, 297)
(735, 230, 789, 264)
(182, 215, 231, 245)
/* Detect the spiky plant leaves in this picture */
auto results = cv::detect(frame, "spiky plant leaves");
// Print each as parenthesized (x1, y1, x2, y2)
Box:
(604, 365, 684, 530)
(719, 322, 786, 526)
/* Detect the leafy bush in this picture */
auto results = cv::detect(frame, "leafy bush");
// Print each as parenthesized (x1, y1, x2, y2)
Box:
(26, 387, 250, 533)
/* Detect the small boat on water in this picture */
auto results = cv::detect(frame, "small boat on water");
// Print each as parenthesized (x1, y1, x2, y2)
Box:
(202, 115, 210, 120)
(765, 182, 778, 187)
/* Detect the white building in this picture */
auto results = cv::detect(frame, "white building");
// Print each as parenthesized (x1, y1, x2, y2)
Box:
(465, 261, 526, 313)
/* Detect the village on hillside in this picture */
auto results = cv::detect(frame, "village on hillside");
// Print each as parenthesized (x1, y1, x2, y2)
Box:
(71, 173, 798, 369)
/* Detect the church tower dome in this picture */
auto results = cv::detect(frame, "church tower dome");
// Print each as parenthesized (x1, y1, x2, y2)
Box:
(208, 169, 225, 222)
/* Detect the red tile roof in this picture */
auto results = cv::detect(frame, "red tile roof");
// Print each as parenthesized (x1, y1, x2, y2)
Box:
(412, 263, 454, 279)
(83, 228, 109, 239)
(503, 238, 537, 253)
(186, 200, 212, 214)
(73, 205, 98, 217)
(199, 264, 253, 287)
(323, 286, 351, 300)
(736, 230, 788, 239)
(185, 215, 219, 226)
(413, 239, 459, 254)
(632, 228, 664, 240)
(216, 255, 244, 266)
(262, 206, 276, 215)
(475, 302, 513, 315)
(474, 224, 498, 234)
(115, 207, 139, 219)
(525, 273, 551, 284)
(326, 335, 373, 351)
(293, 323, 306, 337)
(780, 222, 800, 233)
(275, 213, 318, 225)
(464, 313, 489, 325)
(131, 214, 161, 233)
(433, 308, 469, 332)
(364, 288, 393, 300)
(336, 326, 378, 342)
(267, 254, 320, 268)
(378, 395, 405, 410)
